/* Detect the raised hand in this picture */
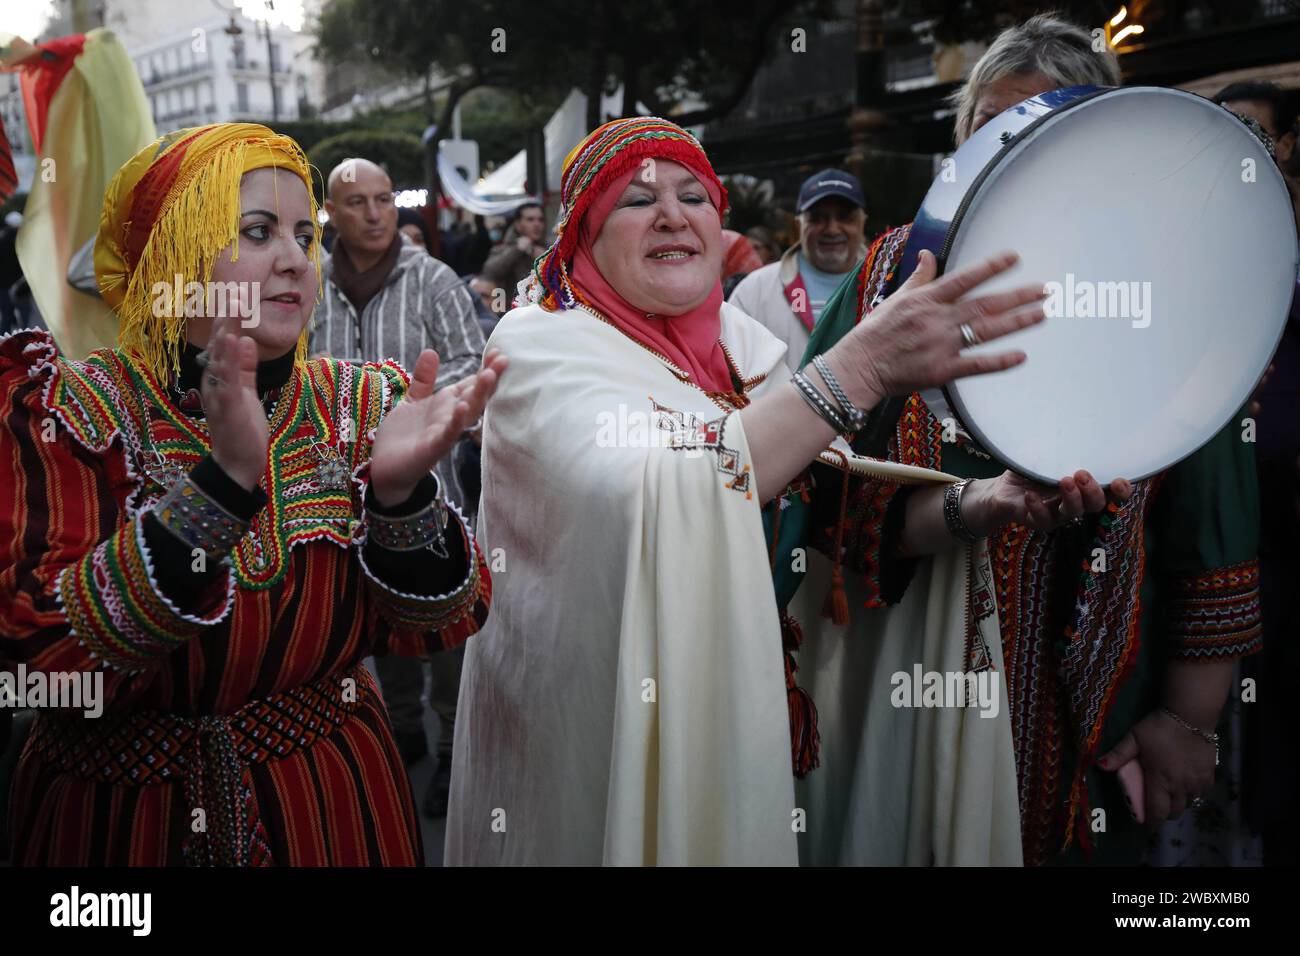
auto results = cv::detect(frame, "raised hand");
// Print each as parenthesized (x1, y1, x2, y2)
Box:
(204, 311, 269, 492)
(823, 249, 1046, 410)
(369, 348, 509, 508)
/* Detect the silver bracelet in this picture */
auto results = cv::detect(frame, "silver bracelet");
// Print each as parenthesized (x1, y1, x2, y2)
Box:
(942, 478, 981, 545)
(791, 370, 850, 434)
(810, 355, 868, 432)
(154, 475, 251, 557)
(365, 476, 450, 557)
(1160, 707, 1220, 767)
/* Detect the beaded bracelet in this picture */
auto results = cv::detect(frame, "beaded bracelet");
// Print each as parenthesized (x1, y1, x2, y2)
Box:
(811, 355, 868, 432)
(366, 482, 450, 557)
(943, 478, 981, 545)
(792, 370, 850, 434)
(153, 475, 252, 557)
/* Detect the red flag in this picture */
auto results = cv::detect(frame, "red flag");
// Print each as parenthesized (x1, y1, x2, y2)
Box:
(0, 116, 16, 205)
(18, 34, 87, 154)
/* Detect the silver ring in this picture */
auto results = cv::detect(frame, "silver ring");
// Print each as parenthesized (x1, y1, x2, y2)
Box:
(1190, 796, 1206, 808)
(959, 322, 980, 348)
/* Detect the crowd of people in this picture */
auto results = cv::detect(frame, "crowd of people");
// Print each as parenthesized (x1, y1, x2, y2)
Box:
(0, 12, 1296, 867)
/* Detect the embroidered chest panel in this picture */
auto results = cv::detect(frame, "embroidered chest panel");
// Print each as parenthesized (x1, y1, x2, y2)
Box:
(45, 351, 404, 590)
(649, 396, 752, 499)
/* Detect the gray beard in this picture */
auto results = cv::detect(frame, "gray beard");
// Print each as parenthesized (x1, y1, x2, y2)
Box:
(809, 247, 852, 273)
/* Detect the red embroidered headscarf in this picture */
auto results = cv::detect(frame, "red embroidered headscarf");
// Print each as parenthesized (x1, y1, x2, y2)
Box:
(524, 117, 734, 392)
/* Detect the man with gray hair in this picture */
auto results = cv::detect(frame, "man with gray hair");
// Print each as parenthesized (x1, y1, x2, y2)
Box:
(313, 156, 486, 818)
(728, 168, 870, 372)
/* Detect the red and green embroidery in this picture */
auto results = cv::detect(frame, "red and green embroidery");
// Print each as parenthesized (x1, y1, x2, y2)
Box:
(1166, 559, 1263, 658)
(58, 516, 234, 671)
(47, 347, 412, 591)
(360, 523, 491, 641)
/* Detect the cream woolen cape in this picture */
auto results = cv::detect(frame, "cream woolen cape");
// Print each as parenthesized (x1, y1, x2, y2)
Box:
(446, 301, 800, 866)
(789, 532, 1024, 866)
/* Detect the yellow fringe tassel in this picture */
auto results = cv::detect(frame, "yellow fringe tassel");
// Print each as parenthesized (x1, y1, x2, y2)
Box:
(115, 137, 321, 384)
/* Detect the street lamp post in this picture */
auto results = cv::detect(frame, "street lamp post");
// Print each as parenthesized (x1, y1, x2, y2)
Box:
(262, 18, 279, 122)
(213, 0, 279, 123)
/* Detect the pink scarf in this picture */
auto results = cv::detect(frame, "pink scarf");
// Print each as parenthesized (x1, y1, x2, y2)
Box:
(569, 169, 735, 394)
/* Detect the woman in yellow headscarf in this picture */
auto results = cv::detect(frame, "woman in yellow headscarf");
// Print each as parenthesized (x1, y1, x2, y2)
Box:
(0, 123, 506, 865)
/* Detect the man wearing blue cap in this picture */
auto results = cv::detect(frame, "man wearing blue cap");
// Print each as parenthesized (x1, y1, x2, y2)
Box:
(728, 168, 868, 372)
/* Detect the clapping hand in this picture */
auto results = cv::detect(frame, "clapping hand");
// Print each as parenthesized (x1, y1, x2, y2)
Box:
(204, 311, 270, 492)
(369, 349, 508, 508)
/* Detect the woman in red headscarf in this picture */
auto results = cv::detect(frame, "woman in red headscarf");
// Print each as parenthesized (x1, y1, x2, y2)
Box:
(445, 117, 1057, 866)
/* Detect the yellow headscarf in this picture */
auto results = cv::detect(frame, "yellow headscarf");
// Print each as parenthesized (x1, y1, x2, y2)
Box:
(94, 122, 320, 382)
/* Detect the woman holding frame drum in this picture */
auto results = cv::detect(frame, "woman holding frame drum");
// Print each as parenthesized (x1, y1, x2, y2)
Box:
(793, 14, 1264, 866)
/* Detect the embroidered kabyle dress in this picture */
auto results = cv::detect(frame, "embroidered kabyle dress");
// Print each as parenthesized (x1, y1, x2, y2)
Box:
(0, 329, 490, 866)
(802, 226, 1264, 866)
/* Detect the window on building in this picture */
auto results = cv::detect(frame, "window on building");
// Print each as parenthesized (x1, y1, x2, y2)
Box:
(236, 82, 249, 113)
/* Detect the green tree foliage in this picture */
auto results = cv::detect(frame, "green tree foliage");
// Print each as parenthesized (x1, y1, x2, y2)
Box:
(316, 0, 829, 135)
(455, 87, 565, 168)
(308, 130, 425, 200)
(267, 109, 425, 156)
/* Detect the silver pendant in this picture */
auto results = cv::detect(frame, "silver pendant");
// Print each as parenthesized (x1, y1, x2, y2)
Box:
(312, 443, 351, 491)
(142, 451, 189, 490)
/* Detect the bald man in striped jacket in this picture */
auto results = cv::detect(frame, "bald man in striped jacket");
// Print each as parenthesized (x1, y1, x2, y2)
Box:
(312, 157, 486, 819)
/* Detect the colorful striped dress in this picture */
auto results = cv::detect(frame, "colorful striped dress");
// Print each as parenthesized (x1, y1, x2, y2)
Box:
(0, 329, 490, 866)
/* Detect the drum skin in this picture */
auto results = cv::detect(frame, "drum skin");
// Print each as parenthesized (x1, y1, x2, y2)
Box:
(895, 86, 1107, 284)
(888, 85, 1299, 484)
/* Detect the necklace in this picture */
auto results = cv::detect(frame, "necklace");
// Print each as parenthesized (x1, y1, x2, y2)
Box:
(573, 303, 754, 414)
(108, 353, 366, 589)
(126, 360, 301, 498)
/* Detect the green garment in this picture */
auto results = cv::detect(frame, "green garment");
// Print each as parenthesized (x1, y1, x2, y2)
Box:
(764, 263, 871, 611)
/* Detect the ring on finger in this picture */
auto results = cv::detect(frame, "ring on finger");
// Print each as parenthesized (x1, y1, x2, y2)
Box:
(1190, 796, 1206, 808)
(959, 322, 980, 348)
(1055, 501, 1084, 526)
(206, 374, 223, 388)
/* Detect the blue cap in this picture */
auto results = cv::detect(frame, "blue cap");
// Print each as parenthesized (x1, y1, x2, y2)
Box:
(796, 168, 866, 213)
